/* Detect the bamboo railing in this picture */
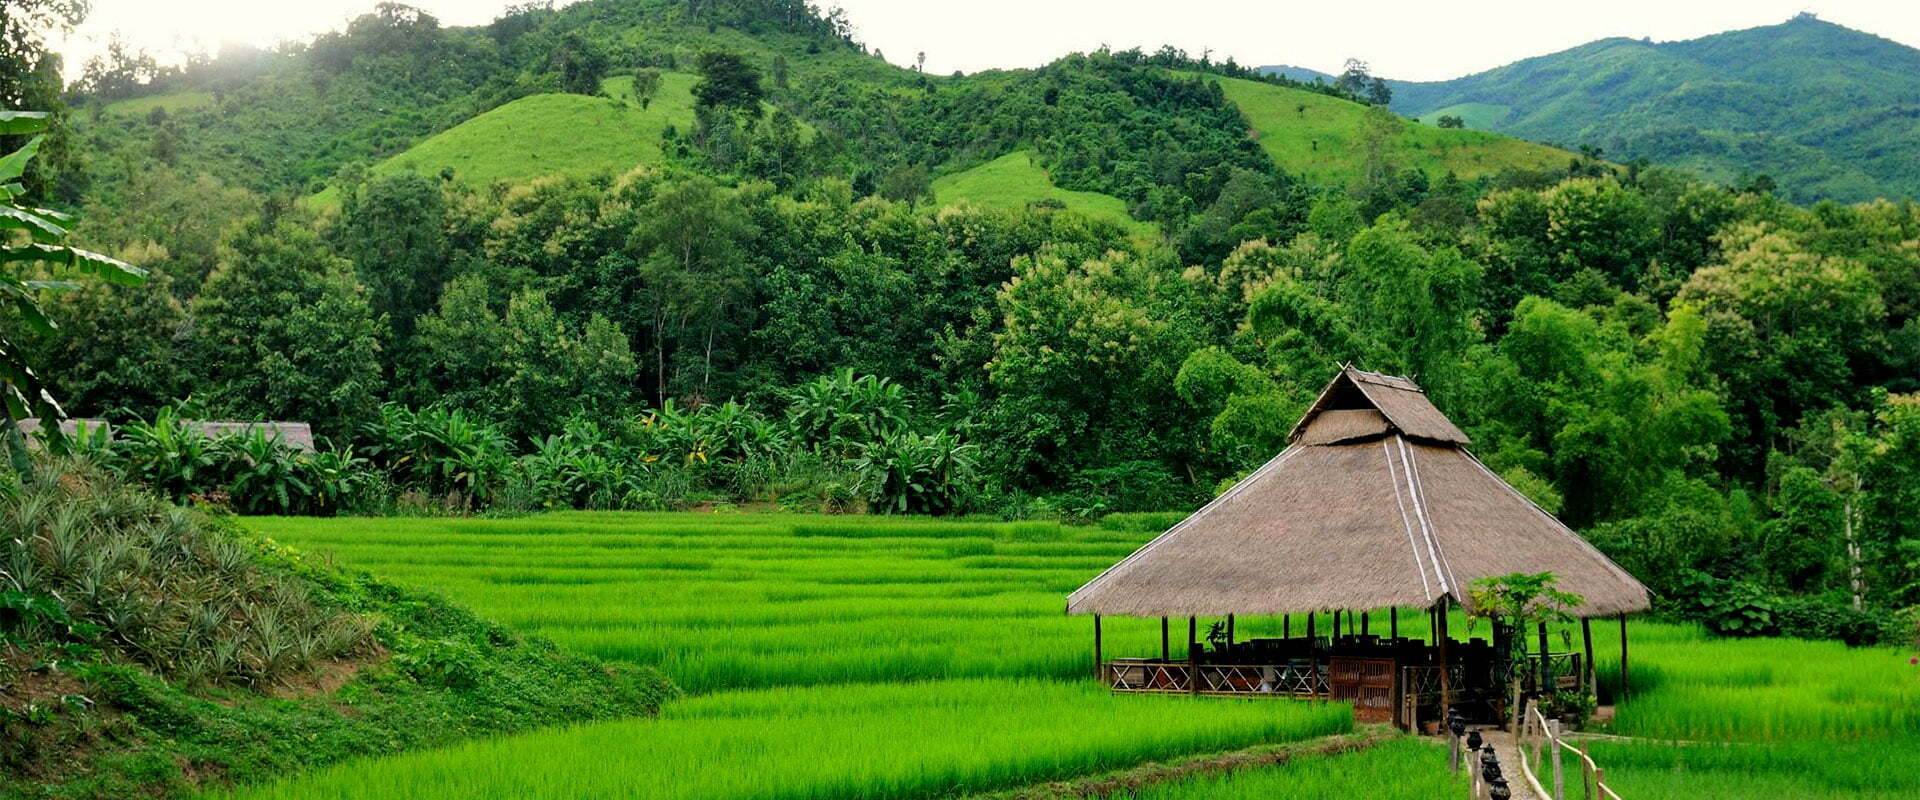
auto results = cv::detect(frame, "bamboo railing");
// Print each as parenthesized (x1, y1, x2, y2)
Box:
(1517, 703, 1622, 800)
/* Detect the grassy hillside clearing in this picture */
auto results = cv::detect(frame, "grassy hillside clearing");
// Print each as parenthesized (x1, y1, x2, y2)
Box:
(364, 72, 699, 192)
(1412, 102, 1512, 130)
(933, 151, 1155, 234)
(103, 91, 215, 117)
(1204, 74, 1572, 185)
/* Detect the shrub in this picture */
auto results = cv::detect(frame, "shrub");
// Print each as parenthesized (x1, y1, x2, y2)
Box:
(851, 429, 979, 514)
(0, 461, 376, 686)
(1773, 596, 1887, 646)
(360, 404, 512, 508)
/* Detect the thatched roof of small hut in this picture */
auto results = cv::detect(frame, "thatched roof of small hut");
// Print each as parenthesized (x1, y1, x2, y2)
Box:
(18, 418, 316, 451)
(1068, 367, 1650, 619)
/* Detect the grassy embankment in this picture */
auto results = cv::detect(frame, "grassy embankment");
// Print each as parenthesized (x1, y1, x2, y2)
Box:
(0, 471, 673, 800)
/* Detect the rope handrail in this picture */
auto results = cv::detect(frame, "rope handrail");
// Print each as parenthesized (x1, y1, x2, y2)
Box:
(1519, 703, 1623, 800)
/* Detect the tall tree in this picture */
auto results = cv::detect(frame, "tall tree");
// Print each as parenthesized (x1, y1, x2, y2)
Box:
(551, 32, 608, 95)
(191, 217, 384, 436)
(629, 176, 754, 404)
(692, 51, 764, 113)
(338, 172, 450, 340)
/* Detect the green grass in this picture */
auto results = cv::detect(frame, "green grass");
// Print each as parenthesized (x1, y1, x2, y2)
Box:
(1588, 738, 1920, 799)
(1105, 738, 1459, 800)
(1202, 74, 1573, 185)
(238, 511, 1920, 798)
(103, 91, 215, 116)
(1413, 102, 1512, 130)
(250, 512, 1162, 693)
(373, 72, 698, 190)
(933, 151, 1155, 234)
(214, 679, 1350, 800)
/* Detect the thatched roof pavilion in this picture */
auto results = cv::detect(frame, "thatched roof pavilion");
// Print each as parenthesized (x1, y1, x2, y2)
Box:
(1069, 367, 1650, 725)
(1069, 367, 1649, 619)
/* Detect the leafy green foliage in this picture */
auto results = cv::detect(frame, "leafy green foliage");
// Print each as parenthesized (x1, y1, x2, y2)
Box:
(0, 113, 146, 472)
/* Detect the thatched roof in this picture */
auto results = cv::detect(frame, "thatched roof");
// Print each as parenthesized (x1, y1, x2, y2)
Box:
(1068, 367, 1650, 618)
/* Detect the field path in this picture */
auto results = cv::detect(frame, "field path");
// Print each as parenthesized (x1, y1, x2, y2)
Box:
(1480, 730, 1543, 800)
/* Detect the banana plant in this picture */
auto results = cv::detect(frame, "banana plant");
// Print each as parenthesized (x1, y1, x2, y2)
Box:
(0, 111, 148, 476)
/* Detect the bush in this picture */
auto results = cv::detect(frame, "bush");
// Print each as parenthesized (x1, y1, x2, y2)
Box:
(1671, 572, 1777, 637)
(1, 461, 376, 687)
(1773, 596, 1887, 646)
(1668, 571, 1893, 646)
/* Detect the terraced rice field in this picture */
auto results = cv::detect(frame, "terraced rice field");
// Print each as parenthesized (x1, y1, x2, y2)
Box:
(214, 679, 1351, 800)
(232, 512, 1920, 799)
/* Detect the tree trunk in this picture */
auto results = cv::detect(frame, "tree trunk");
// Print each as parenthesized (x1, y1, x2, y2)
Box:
(653, 309, 668, 408)
(1844, 494, 1864, 611)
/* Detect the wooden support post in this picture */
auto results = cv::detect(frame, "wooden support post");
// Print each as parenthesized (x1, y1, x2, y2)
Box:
(1580, 617, 1595, 697)
(1580, 743, 1594, 800)
(1093, 614, 1103, 680)
(1188, 616, 1198, 658)
(1306, 611, 1317, 640)
(1284, 614, 1291, 638)
(1618, 614, 1630, 703)
(1537, 621, 1551, 692)
(1160, 616, 1170, 662)
(1189, 642, 1203, 695)
(1362, 610, 1371, 636)
(1551, 719, 1566, 800)
(1390, 609, 1399, 640)
(1226, 613, 1235, 656)
(1437, 598, 1452, 713)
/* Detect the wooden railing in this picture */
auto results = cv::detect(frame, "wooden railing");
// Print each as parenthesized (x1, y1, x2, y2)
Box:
(1536, 652, 1586, 692)
(1517, 702, 1622, 800)
(1104, 659, 1327, 697)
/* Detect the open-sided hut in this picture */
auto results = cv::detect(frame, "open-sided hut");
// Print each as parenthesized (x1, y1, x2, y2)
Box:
(1068, 367, 1650, 728)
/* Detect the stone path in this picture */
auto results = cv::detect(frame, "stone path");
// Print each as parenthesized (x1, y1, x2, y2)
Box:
(1451, 729, 1543, 800)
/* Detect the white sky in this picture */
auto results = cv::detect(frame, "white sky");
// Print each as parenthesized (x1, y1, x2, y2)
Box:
(57, 0, 1920, 82)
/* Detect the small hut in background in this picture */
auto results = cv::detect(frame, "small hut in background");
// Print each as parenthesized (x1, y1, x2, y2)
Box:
(19, 418, 316, 451)
(1068, 367, 1650, 728)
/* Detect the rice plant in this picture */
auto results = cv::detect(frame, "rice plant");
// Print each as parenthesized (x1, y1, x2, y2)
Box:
(242, 511, 1920, 798)
(1104, 738, 1460, 800)
(216, 679, 1351, 800)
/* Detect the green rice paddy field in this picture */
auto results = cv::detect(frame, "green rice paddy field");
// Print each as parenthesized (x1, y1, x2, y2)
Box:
(229, 512, 1920, 798)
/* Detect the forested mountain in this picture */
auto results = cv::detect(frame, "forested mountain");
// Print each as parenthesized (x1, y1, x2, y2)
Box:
(1384, 14, 1920, 202)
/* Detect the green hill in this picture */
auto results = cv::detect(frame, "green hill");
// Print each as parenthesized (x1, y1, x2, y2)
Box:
(933, 151, 1154, 234)
(370, 72, 698, 190)
(1389, 14, 1920, 201)
(1205, 74, 1574, 185)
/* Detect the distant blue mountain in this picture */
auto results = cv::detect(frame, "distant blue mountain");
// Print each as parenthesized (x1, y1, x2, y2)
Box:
(1378, 14, 1920, 202)
(1255, 64, 1337, 85)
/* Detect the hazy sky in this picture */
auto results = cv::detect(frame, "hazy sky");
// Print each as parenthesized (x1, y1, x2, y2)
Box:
(58, 1, 1920, 82)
